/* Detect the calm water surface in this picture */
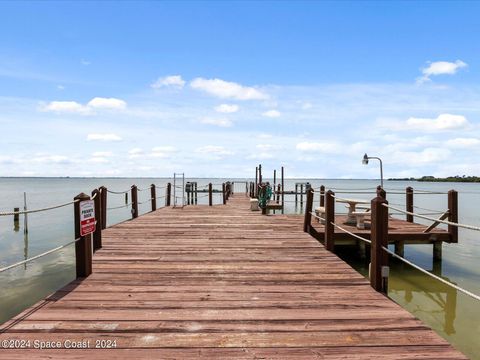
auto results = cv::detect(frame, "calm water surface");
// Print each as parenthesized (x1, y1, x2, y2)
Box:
(0, 178, 479, 358)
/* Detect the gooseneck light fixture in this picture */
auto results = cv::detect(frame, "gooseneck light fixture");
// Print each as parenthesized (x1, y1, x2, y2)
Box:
(363, 153, 383, 188)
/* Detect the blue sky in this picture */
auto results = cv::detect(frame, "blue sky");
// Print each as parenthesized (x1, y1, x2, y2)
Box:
(1, 1, 479, 178)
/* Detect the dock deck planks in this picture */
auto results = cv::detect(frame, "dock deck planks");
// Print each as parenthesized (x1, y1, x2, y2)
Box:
(0, 196, 466, 359)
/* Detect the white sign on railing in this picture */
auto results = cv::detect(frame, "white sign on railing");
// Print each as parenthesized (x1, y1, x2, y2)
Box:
(80, 200, 95, 236)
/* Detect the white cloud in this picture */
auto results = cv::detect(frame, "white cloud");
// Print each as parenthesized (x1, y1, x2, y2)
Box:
(190, 78, 268, 100)
(417, 60, 467, 84)
(87, 133, 123, 142)
(87, 97, 127, 110)
(128, 148, 143, 159)
(446, 138, 480, 148)
(406, 113, 469, 131)
(301, 102, 313, 110)
(33, 155, 71, 164)
(41, 101, 90, 114)
(262, 109, 281, 118)
(195, 145, 234, 160)
(391, 147, 451, 166)
(247, 152, 275, 160)
(81, 59, 91, 66)
(256, 144, 280, 151)
(149, 146, 178, 158)
(151, 75, 185, 89)
(296, 141, 341, 153)
(41, 97, 126, 114)
(88, 157, 109, 163)
(214, 104, 239, 113)
(200, 117, 233, 127)
(92, 151, 113, 157)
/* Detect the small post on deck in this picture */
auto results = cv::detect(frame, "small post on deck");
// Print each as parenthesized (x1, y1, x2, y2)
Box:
(151, 184, 157, 211)
(276, 184, 281, 204)
(370, 195, 389, 294)
(320, 185, 325, 207)
(255, 167, 258, 197)
(209, 183, 213, 206)
(448, 190, 458, 243)
(295, 184, 298, 204)
(166, 183, 171, 206)
(281, 166, 284, 214)
(258, 164, 262, 185)
(74, 193, 93, 278)
(91, 189, 102, 251)
(406, 187, 414, 223)
(303, 188, 314, 233)
(325, 190, 335, 252)
(222, 183, 226, 205)
(131, 185, 138, 219)
(194, 182, 198, 204)
(99, 186, 107, 229)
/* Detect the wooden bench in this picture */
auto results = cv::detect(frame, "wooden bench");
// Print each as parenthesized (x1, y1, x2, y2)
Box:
(314, 206, 325, 224)
(352, 211, 371, 229)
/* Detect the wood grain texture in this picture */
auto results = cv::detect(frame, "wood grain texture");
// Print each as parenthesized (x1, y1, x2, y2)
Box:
(0, 195, 466, 359)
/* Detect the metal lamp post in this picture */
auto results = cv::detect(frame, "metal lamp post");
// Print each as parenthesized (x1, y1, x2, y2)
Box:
(363, 153, 383, 188)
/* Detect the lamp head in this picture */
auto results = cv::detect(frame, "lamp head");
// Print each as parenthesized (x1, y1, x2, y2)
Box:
(362, 153, 369, 165)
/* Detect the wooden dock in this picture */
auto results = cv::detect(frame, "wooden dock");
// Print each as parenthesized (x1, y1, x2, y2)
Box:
(0, 195, 466, 359)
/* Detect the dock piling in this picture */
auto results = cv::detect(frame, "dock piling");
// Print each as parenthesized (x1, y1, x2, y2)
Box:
(406, 187, 414, 222)
(13, 207, 19, 231)
(74, 193, 93, 278)
(131, 185, 138, 219)
(448, 190, 458, 243)
(166, 183, 171, 206)
(222, 183, 226, 205)
(99, 186, 107, 229)
(151, 184, 157, 211)
(370, 195, 389, 294)
(325, 190, 335, 252)
(91, 189, 102, 252)
(320, 185, 325, 207)
(303, 188, 314, 233)
(209, 183, 213, 206)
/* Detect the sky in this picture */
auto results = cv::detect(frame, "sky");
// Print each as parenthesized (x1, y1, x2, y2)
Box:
(0, 1, 479, 178)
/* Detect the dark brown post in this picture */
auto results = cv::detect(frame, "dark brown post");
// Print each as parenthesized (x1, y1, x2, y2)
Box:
(320, 185, 325, 207)
(303, 188, 314, 233)
(222, 183, 226, 205)
(448, 190, 458, 243)
(406, 187, 413, 222)
(166, 183, 171, 206)
(91, 189, 102, 251)
(74, 193, 93, 278)
(209, 183, 213, 206)
(281, 166, 285, 213)
(151, 184, 157, 211)
(194, 182, 198, 204)
(370, 195, 389, 293)
(99, 186, 107, 229)
(276, 184, 281, 203)
(13, 208, 20, 231)
(259, 164, 262, 185)
(255, 167, 258, 197)
(131, 185, 138, 219)
(325, 190, 335, 252)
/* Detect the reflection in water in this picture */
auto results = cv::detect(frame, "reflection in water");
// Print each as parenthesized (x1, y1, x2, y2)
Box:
(390, 262, 457, 335)
(23, 230, 29, 271)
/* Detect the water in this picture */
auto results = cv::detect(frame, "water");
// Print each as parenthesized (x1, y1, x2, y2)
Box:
(1, 178, 479, 358)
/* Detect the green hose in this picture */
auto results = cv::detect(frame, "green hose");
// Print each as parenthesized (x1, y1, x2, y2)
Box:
(258, 184, 272, 209)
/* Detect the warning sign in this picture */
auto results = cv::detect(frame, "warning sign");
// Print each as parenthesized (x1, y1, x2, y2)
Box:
(80, 200, 96, 236)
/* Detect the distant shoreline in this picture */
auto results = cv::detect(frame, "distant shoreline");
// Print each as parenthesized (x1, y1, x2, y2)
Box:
(389, 176, 480, 183)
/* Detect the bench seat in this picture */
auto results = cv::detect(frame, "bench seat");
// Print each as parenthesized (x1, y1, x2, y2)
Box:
(352, 211, 371, 229)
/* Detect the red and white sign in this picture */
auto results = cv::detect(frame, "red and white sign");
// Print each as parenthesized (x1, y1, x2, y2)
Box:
(80, 200, 96, 236)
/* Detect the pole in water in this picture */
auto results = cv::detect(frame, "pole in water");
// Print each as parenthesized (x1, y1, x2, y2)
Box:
(14, 207, 20, 232)
(23, 192, 28, 234)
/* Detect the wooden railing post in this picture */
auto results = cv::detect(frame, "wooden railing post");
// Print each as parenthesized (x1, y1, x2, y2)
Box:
(74, 193, 92, 278)
(131, 185, 138, 219)
(209, 183, 213, 206)
(166, 183, 171, 206)
(303, 188, 314, 233)
(281, 166, 284, 213)
(406, 186, 413, 222)
(276, 184, 281, 203)
(370, 195, 389, 293)
(320, 185, 325, 207)
(325, 190, 335, 252)
(99, 186, 107, 229)
(91, 189, 102, 252)
(195, 182, 198, 204)
(222, 183, 226, 205)
(151, 184, 157, 211)
(255, 167, 258, 197)
(448, 190, 458, 243)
